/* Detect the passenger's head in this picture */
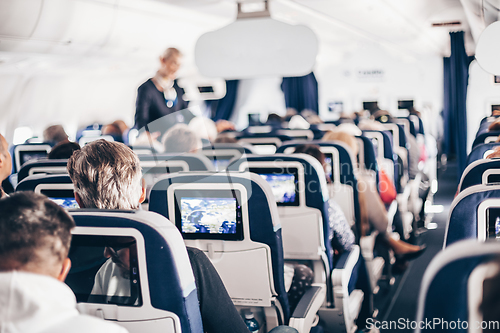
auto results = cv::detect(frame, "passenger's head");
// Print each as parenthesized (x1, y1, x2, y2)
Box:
(486, 146, 500, 159)
(67, 139, 145, 209)
(43, 125, 69, 145)
(101, 121, 125, 142)
(322, 130, 359, 156)
(159, 47, 182, 81)
(0, 133, 12, 183)
(293, 144, 325, 166)
(0, 192, 74, 281)
(48, 141, 81, 159)
(188, 117, 218, 142)
(162, 123, 202, 154)
(489, 119, 500, 132)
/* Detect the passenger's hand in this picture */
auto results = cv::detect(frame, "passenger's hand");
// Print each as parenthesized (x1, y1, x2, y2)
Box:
(215, 120, 235, 133)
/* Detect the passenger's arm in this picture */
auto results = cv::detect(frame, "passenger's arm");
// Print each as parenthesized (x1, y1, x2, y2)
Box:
(187, 247, 250, 333)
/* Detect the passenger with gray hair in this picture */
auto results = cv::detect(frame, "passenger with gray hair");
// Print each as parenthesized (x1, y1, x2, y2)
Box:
(67, 139, 251, 333)
(162, 123, 202, 153)
(0, 191, 128, 333)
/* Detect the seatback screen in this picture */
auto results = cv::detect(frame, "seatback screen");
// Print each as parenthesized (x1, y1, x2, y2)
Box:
(41, 189, 79, 209)
(174, 189, 244, 240)
(66, 235, 142, 306)
(249, 167, 299, 206)
(19, 151, 48, 166)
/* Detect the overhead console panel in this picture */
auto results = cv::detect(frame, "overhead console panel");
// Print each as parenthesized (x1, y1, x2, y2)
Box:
(195, 2, 318, 79)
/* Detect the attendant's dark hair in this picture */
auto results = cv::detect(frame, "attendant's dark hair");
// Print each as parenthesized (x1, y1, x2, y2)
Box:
(0, 192, 75, 270)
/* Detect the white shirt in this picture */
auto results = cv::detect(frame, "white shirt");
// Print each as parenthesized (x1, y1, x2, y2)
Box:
(0, 271, 128, 333)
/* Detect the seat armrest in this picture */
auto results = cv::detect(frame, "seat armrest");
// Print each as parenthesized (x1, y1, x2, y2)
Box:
(289, 284, 326, 333)
(332, 245, 360, 294)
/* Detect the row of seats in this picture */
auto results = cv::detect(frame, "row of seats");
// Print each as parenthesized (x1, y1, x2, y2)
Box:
(10, 114, 433, 333)
(415, 115, 500, 331)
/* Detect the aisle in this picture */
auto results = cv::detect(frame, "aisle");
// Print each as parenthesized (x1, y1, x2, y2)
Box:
(376, 161, 458, 332)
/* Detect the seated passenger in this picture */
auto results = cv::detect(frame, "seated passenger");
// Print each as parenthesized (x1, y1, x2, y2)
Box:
(43, 124, 69, 145)
(0, 133, 12, 198)
(188, 117, 218, 143)
(292, 144, 355, 256)
(48, 141, 81, 159)
(0, 192, 127, 333)
(294, 143, 425, 262)
(162, 123, 202, 153)
(67, 139, 250, 333)
(101, 120, 127, 143)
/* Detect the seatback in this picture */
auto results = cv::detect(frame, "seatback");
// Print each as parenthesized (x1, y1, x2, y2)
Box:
(356, 135, 379, 188)
(79, 134, 115, 146)
(458, 159, 500, 192)
(138, 153, 214, 196)
(148, 172, 291, 324)
(276, 141, 361, 236)
(277, 129, 314, 141)
(466, 143, 500, 166)
(416, 240, 500, 333)
(200, 143, 254, 171)
(68, 209, 203, 333)
(378, 123, 408, 190)
(472, 131, 500, 150)
(236, 132, 293, 155)
(11, 143, 52, 173)
(362, 130, 397, 190)
(17, 159, 68, 182)
(228, 154, 332, 270)
(444, 184, 500, 247)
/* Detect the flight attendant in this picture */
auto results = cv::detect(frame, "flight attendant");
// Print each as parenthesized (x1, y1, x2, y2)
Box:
(134, 48, 192, 133)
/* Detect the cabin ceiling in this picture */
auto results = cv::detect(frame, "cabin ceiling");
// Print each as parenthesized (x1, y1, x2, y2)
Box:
(159, 0, 480, 58)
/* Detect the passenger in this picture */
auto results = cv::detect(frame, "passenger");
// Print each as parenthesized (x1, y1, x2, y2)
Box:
(488, 119, 500, 132)
(486, 146, 500, 159)
(0, 192, 128, 333)
(215, 119, 236, 133)
(48, 141, 81, 159)
(43, 124, 69, 145)
(188, 117, 218, 143)
(0, 133, 12, 199)
(162, 123, 202, 154)
(67, 139, 251, 333)
(292, 144, 355, 256)
(319, 132, 426, 260)
(102, 120, 128, 143)
(214, 135, 238, 144)
(134, 47, 192, 132)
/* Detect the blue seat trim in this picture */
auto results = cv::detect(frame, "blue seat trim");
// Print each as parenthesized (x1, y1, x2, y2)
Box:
(466, 143, 500, 166)
(420, 253, 497, 332)
(446, 188, 500, 246)
(459, 159, 500, 192)
(71, 211, 204, 333)
(472, 131, 500, 150)
(137, 153, 212, 171)
(17, 159, 68, 182)
(149, 173, 291, 322)
(16, 174, 73, 191)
